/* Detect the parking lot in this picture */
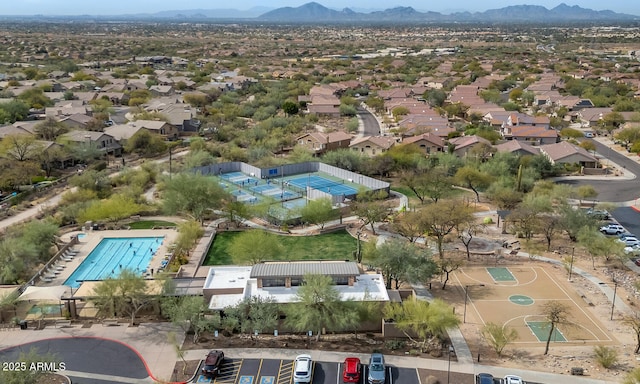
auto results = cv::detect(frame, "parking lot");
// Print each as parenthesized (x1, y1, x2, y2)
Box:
(193, 358, 420, 384)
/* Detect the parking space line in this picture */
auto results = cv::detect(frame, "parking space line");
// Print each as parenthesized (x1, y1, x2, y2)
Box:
(388, 367, 393, 384)
(277, 360, 293, 384)
(336, 363, 341, 384)
(216, 359, 243, 384)
(256, 359, 264, 379)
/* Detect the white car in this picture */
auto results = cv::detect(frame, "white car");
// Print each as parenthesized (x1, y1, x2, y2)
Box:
(504, 375, 523, 384)
(294, 354, 313, 383)
(600, 224, 625, 235)
(619, 237, 640, 247)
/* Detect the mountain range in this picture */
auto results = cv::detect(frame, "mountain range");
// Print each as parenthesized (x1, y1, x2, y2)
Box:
(256, 2, 636, 23)
(1, 2, 637, 23)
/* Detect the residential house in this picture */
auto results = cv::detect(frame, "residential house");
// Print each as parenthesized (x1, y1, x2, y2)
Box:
(539, 141, 597, 168)
(494, 140, 540, 157)
(448, 135, 492, 158)
(0, 121, 38, 139)
(59, 130, 122, 157)
(59, 113, 93, 129)
(501, 125, 559, 145)
(104, 123, 144, 141)
(149, 85, 174, 97)
(397, 114, 451, 137)
(401, 133, 445, 155)
(349, 136, 396, 156)
(126, 120, 179, 140)
(575, 107, 614, 127)
(295, 131, 352, 155)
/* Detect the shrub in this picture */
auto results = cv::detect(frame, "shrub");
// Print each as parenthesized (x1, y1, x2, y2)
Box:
(384, 339, 406, 350)
(594, 345, 617, 369)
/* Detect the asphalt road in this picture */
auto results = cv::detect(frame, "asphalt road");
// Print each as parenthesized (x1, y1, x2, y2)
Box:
(193, 358, 419, 384)
(0, 337, 149, 383)
(611, 206, 640, 238)
(557, 139, 640, 202)
(357, 106, 381, 136)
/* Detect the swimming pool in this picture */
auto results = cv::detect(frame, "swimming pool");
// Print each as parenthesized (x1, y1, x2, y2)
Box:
(64, 237, 164, 288)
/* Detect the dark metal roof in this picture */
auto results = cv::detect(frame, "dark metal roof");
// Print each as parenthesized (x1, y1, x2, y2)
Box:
(250, 261, 360, 279)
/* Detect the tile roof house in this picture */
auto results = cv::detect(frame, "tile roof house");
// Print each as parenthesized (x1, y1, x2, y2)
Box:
(58, 113, 93, 129)
(59, 130, 122, 156)
(501, 125, 559, 145)
(295, 131, 352, 155)
(401, 133, 445, 155)
(494, 140, 540, 156)
(575, 108, 613, 127)
(350, 135, 396, 156)
(397, 114, 451, 137)
(448, 135, 492, 157)
(539, 141, 597, 168)
(127, 120, 179, 140)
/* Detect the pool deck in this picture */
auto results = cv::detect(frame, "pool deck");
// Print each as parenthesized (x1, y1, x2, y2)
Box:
(39, 229, 179, 289)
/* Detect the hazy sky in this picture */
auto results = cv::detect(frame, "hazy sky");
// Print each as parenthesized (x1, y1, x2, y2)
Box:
(4, 0, 640, 16)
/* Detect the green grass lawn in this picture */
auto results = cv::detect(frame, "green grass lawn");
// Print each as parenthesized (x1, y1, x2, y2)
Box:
(203, 229, 358, 265)
(128, 220, 177, 229)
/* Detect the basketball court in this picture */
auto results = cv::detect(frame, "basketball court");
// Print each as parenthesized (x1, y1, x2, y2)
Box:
(453, 265, 615, 346)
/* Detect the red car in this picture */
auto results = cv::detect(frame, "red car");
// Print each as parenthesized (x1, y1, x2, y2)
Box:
(342, 357, 361, 383)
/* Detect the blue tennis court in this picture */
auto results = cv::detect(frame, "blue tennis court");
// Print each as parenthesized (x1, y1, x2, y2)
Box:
(64, 237, 164, 288)
(220, 172, 257, 185)
(288, 175, 358, 196)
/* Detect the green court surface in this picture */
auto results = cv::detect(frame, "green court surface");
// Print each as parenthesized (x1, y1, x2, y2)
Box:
(487, 267, 516, 281)
(527, 321, 567, 342)
(509, 294, 534, 306)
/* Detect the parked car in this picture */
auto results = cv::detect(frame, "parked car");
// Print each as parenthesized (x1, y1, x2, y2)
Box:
(625, 246, 640, 255)
(619, 237, 640, 247)
(504, 375, 523, 384)
(619, 233, 636, 240)
(584, 131, 594, 138)
(342, 357, 361, 383)
(635, 258, 640, 267)
(202, 350, 224, 378)
(367, 353, 386, 384)
(600, 224, 625, 235)
(294, 354, 313, 383)
(587, 208, 609, 220)
(475, 373, 494, 384)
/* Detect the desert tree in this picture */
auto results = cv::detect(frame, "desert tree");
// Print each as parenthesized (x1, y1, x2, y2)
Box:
(390, 210, 424, 243)
(162, 173, 229, 224)
(284, 274, 354, 341)
(368, 238, 437, 289)
(236, 296, 280, 339)
(623, 311, 640, 354)
(417, 199, 474, 258)
(481, 322, 519, 357)
(542, 301, 571, 355)
(299, 197, 338, 230)
(454, 166, 493, 202)
(383, 298, 460, 351)
(458, 222, 485, 260)
(437, 256, 464, 290)
(353, 193, 390, 235)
